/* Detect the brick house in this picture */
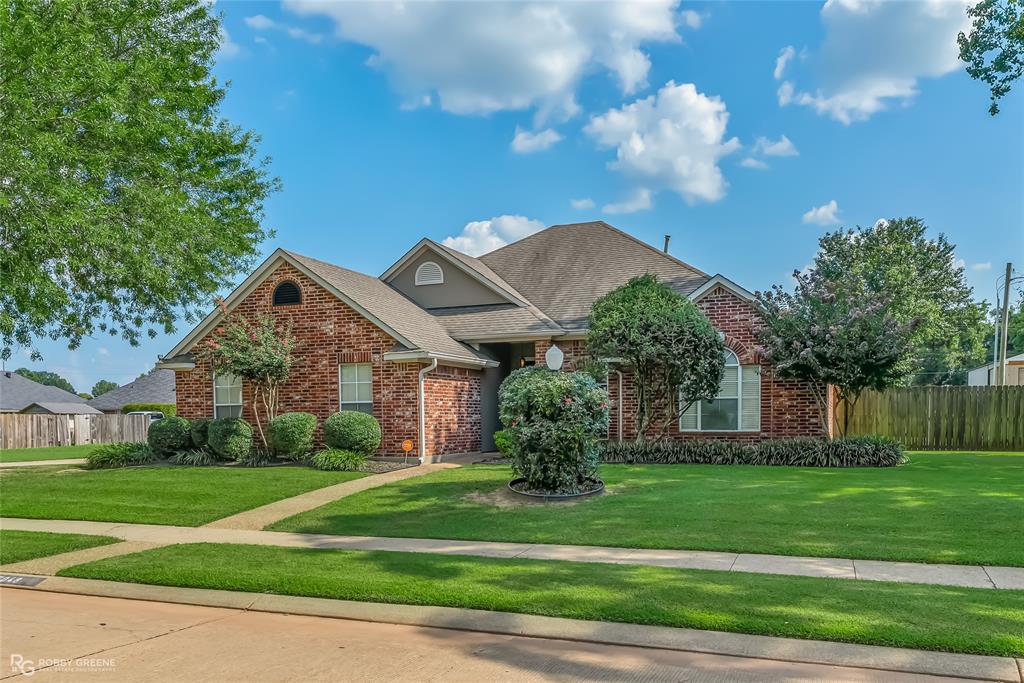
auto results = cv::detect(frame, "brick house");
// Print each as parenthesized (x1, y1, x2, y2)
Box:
(159, 221, 830, 461)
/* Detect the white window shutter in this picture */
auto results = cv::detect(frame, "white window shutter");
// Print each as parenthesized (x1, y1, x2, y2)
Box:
(741, 366, 761, 431)
(680, 400, 698, 430)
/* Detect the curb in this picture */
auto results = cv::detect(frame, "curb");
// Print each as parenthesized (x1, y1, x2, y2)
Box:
(2, 575, 1019, 682)
(0, 459, 87, 468)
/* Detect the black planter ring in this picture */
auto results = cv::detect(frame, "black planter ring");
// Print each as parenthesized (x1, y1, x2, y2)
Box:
(507, 477, 605, 502)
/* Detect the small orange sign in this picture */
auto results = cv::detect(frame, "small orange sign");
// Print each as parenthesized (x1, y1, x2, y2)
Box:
(401, 439, 414, 453)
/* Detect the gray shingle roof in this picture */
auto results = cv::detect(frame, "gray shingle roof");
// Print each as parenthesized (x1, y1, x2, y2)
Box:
(0, 371, 87, 412)
(87, 370, 176, 411)
(430, 304, 564, 340)
(478, 221, 709, 330)
(285, 250, 488, 364)
(22, 402, 103, 415)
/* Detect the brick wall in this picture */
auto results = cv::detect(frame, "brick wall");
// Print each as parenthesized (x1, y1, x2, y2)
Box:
(423, 365, 482, 455)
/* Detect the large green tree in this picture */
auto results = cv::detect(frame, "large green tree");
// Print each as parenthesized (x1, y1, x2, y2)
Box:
(812, 218, 987, 383)
(958, 0, 1024, 115)
(0, 0, 279, 361)
(14, 367, 76, 394)
(91, 379, 119, 397)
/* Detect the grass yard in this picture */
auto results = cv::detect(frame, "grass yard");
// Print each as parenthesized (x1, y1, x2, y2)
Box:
(272, 452, 1024, 567)
(59, 542, 1024, 657)
(0, 530, 119, 564)
(0, 444, 96, 463)
(0, 466, 367, 526)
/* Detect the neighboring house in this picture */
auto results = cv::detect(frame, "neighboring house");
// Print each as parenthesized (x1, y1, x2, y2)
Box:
(0, 371, 89, 413)
(20, 402, 102, 415)
(967, 353, 1024, 386)
(86, 370, 176, 413)
(159, 221, 827, 460)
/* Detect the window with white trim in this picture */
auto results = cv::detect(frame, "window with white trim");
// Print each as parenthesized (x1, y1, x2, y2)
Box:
(680, 350, 760, 432)
(213, 372, 242, 418)
(339, 363, 373, 414)
(414, 261, 444, 286)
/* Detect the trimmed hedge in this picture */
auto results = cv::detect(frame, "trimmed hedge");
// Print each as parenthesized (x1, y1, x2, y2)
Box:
(324, 411, 381, 455)
(86, 442, 156, 469)
(190, 418, 212, 449)
(600, 436, 906, 468)
(268, 412, 317, 459)
(208, 418, 254, 461)
(146, 416, 191, 457)
(310, 448, 365, 471)
(123, 403, 176, 416)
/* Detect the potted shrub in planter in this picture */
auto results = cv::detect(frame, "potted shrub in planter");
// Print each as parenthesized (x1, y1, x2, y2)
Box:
(499, 367, 609, 498)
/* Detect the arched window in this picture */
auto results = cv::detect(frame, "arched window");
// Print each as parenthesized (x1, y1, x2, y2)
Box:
(272, 281, 301, 306)
(414, 261, 444, 286)
(680, 349, 760, 432)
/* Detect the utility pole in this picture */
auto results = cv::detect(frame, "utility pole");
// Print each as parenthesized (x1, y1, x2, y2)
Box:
(996, 262, 1013, 386)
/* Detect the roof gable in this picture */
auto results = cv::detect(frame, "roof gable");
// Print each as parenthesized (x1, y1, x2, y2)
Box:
(87, 370, 175, 410)
(0, 372, 87, 412)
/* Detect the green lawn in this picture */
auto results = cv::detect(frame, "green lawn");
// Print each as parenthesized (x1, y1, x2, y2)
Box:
(0, 530, 119, 564)
(0, 444, 96, 463)
(0, 466, 367, 526)
(271, 452, 1024, 567)
(59, 542, 1024, 657)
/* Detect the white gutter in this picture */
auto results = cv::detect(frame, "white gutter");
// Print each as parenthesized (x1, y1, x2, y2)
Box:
(417, 358, 438, 463)
(383, 350, 498, 369)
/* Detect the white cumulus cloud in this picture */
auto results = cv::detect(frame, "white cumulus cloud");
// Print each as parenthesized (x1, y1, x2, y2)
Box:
(972, 262, 993, 271)
(244, 14, 275, 30)
(584, 81, 740, 205)
(284, 1, 681, 119)
(244, 13, 323, 44)
(602, 188, 653, 214)
(802, 199, 841, 226)
(754, 135, 798, 157)
(442, 215, 546, 256)
(774, 45, 795, 80)
(570, 198, 595, 210)
(740, 158, 769, 170)
(511, 127, 563, 154)
(777, 0, 971, 124)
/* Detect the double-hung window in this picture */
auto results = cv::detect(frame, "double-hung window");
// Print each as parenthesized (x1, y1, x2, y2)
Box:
(213, 373, 243, 418)
(680, 350, 760, 432)
(339, 363, 373, 414)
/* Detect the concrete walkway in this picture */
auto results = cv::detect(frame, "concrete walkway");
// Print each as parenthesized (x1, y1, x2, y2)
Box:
(0, 458, 86, 468)
(3, 516, 1022, 590)
(3, 582, 1019, 681)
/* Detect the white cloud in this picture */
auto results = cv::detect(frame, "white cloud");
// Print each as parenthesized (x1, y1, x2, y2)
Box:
(584, 81, 740, 204)
(777, 0, 971, 124)
(754, 135, 798, 157)
(253, 36, 269, 46)
(774, 45, 795, 80)
(602, 188, 653, 214)
(217, 28, 242, 59)
(284, 1, 680, 118)
(442, 215, 546, 256)
(740, 158, 769, 170)
(244, 13, 324, 44)
(802, 199, 841, 225)
(511, 127, 563, 154)
(97, 347, 110, 357)
(570, 198, 595, 210)
(972, 262, 993, 271)
(680, 10, 702, 29)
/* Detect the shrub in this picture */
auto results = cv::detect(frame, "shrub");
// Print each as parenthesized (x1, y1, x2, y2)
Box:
(324, 411, 381, 455)
(190, 418, 212, 449)
(238, 449, 274, 467)
(208, 417, 254, 461)
(86, 442, 156, 469)
(146, 416, 191, 457)
(499, 367, 609, 494)
(268, 412, 317, 459)
(492, 429, 514, 457)
(310, 448, 365, 471)
(169, 449, 220, 467)
(600, 436, 906, 468)
(123, 402, 176, 416)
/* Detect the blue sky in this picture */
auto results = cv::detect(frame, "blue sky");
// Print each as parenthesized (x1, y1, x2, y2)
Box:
(15, 0, 1023, 393)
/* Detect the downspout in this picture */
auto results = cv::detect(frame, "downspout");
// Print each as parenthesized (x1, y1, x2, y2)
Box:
(418, 358, 438, 463)
(614, 369, 624, 441)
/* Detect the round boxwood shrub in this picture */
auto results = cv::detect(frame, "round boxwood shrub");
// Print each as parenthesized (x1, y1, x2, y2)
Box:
(310, 448, 365, 471)
(146, 416, 191, 457)
(190, 418, 212, 449)
(324, 411, 381, 455)
(208, 417, 254, 461)
(499, 367, 609, 494)
(268, 412, 318, 459)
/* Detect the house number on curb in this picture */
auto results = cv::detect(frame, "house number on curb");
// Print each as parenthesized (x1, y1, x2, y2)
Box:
(0, 574, 46, 586)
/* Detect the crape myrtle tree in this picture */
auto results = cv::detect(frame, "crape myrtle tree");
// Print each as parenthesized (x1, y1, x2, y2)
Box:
(587, 274, 726, 442)
(0, 0, 279, 361)
(195, 306, 297, 449)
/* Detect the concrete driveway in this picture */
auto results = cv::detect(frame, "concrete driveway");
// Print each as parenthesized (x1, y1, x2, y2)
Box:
(0, 589, 966, 682)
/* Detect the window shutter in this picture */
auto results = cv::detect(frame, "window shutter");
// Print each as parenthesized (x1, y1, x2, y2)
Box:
(741, 366, 761, 431)
(680, 400, 698, 430)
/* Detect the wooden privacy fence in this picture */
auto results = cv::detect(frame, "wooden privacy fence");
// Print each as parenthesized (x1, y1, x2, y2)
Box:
(0, 414, 151, 450)
(837, 386, 1024, 451)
